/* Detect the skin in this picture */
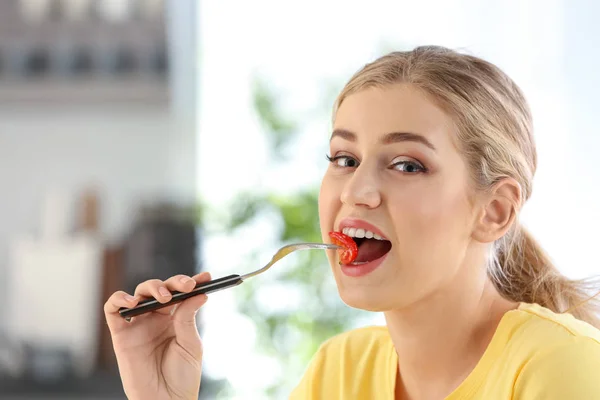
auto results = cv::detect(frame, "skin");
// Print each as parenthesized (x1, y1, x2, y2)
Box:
(104, 272, 212, 400)
(319, 83, 521, 399)
(105, 82, 522, 400)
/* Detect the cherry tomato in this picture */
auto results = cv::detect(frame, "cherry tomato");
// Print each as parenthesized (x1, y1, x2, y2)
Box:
(328, 231, 358, 265)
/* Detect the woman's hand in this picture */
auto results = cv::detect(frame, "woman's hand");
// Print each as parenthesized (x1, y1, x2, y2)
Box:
(104, 272, 211, 400)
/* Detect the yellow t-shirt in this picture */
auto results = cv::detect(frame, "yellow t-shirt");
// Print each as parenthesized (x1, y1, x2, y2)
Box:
(289, 303, 600, 399)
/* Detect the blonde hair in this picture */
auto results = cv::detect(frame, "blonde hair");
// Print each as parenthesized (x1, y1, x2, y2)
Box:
(334, 45, 600, 327)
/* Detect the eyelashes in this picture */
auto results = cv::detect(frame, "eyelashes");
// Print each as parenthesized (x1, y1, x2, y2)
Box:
(326, 154, 428, 173)
(391, 159, 427, 173)
(326, 154, 359, 168)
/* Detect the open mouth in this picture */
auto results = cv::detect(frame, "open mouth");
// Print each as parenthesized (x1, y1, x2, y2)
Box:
(329, 229, 393, 266)
(351, 236, 392, 264)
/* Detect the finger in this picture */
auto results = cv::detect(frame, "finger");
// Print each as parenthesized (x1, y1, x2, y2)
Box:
(163, 274, 198, 293)
(172, 291, 209, 360)
(170, 272, 212, 349)
(104, 291, 139, 332)
(133, 279, 173, 303)
(131, 278, 182, 315)
(166, 272, 211, 318)
(126, 273, 212, 320)
(192, 271, 212, 284)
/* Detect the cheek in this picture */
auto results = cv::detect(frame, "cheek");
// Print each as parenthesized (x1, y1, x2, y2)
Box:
(419, 188, 470, 230)
(391, 180, 473, 258)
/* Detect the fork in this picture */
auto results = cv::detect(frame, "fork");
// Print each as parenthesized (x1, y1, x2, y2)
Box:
(119, 242, 340, 320)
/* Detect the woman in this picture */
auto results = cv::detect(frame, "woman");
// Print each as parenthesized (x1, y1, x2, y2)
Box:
(104, 46, 600, 399)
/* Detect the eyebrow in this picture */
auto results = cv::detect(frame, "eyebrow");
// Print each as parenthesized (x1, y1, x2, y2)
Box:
(330, 129, 436, 151)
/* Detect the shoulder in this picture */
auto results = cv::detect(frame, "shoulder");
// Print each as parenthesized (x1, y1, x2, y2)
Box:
(511, 303, 600, 398)
(513, 336, 600, 398)
(515, 302, 600, 341)
(509, 303, 600, 354)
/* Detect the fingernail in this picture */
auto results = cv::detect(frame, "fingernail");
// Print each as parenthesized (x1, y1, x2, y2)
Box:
(159, 287, 171, 297)
(125, 294, 137, 302)
(180, 276, 192, 284)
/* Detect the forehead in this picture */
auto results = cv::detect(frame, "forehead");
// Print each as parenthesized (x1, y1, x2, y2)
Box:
(333, 84, 456, 148)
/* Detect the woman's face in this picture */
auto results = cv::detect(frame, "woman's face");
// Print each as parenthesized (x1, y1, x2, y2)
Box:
(319, 83, 481, 311)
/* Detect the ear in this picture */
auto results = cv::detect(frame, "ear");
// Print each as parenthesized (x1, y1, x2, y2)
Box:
(472, 178, 522, 243)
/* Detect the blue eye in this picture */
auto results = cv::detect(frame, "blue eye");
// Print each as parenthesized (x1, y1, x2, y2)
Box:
(326, 154, 359, 168)
(391, 160, 426, 173)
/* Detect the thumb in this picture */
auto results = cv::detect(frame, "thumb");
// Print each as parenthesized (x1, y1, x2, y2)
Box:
(172, 293, 208, 358)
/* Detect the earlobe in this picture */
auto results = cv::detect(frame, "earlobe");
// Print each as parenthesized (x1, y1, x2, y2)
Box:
(472, 178, 522, 243)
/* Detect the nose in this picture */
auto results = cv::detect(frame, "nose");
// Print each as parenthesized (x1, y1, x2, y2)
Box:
(340, 164, 382, 209)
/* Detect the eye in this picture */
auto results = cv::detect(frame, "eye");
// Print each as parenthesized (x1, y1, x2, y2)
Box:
(326, 154, 359, 168)
(391, 159, 427, 173)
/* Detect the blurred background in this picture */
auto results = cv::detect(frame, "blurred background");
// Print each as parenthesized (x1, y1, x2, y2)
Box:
(0, 0, 599, 399)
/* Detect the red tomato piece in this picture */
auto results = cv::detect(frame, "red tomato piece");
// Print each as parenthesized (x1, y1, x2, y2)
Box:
(328, 231, 358, 265)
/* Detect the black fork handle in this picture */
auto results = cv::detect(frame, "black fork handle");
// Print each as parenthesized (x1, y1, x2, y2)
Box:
(118, 274, 243, 320)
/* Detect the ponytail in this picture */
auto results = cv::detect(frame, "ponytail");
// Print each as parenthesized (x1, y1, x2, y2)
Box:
(490, 224, 600, 328)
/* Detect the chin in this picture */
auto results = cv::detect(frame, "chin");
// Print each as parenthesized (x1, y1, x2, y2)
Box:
(336, 285, 398, 312)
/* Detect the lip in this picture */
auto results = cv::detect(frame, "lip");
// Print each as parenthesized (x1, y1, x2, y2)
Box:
(339, 252, 390, 277)
(337, 217, 389, 239)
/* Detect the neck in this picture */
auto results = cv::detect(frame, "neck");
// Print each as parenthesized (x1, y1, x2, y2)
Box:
(386, 259, 518, 400)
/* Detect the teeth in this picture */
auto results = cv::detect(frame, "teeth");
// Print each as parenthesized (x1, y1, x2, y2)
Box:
(340, 227, 385, 240)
